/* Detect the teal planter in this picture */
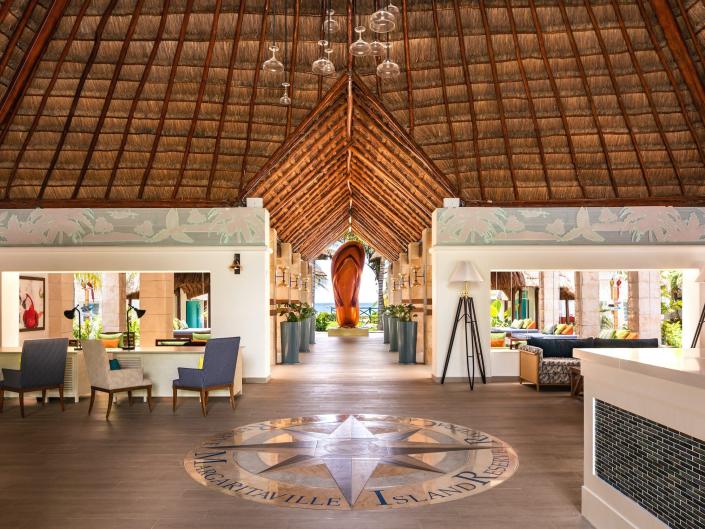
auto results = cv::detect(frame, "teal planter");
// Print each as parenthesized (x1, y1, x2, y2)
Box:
(309, 316, 316, 344)
(388, 316, 399, 352)
(398, 321, 417, 364)
(382, 313, 390, 344)
(299, 317, 311, 352)
(281, 321, 300, 364)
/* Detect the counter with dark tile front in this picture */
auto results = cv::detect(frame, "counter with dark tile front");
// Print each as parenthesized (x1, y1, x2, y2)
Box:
(574, 347, 705, 529)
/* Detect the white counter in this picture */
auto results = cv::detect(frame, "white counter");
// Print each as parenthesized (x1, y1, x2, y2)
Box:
(0, 346, 243, 400)
(574, 347, 705, 529)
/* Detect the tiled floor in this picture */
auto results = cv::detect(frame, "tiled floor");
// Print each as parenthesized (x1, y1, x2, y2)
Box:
(0, 332, 591, 528)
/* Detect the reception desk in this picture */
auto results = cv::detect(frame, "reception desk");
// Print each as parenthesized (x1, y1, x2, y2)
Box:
(0, 345, 243, 401)
(574, 347, 705, 529)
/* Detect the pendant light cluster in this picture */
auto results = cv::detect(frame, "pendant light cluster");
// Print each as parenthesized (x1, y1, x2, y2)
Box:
(264, 1, 401, 106)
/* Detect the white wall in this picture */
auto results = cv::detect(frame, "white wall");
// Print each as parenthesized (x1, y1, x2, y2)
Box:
(432, 241, 705, 381)
(0, 272, 19, 347)
(0, 246, 271, 381)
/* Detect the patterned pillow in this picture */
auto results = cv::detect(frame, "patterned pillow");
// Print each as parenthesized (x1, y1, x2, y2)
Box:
(561, 324, 574, 335)
(615, 329, 631, 339)
(598, 329, 616, 339)
(554, 324, 567, 335)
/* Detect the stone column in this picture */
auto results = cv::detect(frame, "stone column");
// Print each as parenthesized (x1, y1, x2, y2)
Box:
(47, 273, 74, 339)
(539, 271, 561, 329)
(101, 273, 126, 333)
(138, 273, 174, 347)
(627, 271, 662, 341)
(575, 271, 600, 338)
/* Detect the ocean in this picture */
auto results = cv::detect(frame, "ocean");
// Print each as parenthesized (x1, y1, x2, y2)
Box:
(315, 303, 378, 314)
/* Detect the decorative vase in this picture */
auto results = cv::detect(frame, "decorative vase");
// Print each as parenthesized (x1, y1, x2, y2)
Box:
(382, 313, 390, 344)
(281, 321, 301, 364)
(388, 316, 399, 352)
(309, 316, 316, 344)
(299, 317, 311, 352)
(398, 320, 418, 364)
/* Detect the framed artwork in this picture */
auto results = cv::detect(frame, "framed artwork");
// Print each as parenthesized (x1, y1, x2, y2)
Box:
(19, 275, 45, 332)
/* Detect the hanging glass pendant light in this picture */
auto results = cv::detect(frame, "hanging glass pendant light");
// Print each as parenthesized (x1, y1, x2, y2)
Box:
(350, 26, 371, 56)
(263, 44, 284, 73)
(377, 41, 399, 78)
(279, 82, 291, 105)
(369, 36, 385, 56)
(386, 1, 400, 18)
(313, 40, 334, 75)
(322, 8, 339, 34)
(370, 5, 395, 33)
(322, 47, 336, 75)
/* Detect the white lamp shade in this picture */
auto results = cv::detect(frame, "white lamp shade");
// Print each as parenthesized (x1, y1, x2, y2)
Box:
(449, 261, 483, 284)
(696, 270, 705, 283)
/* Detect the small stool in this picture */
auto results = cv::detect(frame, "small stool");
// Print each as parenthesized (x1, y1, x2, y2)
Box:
(569, 366, 583, 397)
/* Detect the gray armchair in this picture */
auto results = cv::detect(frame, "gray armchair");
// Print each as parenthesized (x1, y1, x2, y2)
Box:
(0, 338, 69, 417)
(172, 337, 240, 416)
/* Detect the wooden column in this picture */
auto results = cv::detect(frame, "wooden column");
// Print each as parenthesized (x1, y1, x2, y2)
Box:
(47, 273, 74, 339)
(575, 272, 601, 338)
(138, 273, 174, 347)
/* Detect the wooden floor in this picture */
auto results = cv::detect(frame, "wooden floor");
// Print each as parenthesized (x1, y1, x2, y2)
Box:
(0, 333, 590, 529)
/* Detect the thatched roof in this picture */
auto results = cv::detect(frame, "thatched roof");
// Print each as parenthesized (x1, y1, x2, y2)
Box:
(2, 0, 705, 256)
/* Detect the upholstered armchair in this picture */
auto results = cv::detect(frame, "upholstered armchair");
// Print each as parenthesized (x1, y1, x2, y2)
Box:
(0, 338, 69, 417)
(173, 337, 240, 416)
(82, 340, 153, 419)
(519, 343, 582, 391)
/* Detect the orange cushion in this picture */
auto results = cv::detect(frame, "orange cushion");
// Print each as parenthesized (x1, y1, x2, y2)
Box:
(490, 338, 505, 347)
(561, 325, 574, 335)
(526, 321, 537, 329)
(627, 332, 639, 339)
(102, 338, 120, 348)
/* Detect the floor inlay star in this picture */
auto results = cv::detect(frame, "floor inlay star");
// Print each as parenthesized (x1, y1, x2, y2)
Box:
(184, 414, 519, 510)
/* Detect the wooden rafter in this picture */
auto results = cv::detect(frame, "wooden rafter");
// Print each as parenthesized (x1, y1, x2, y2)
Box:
(0, 0, 39, 81)
(401, 0, 414, 135)
(284, 0, 301, 137)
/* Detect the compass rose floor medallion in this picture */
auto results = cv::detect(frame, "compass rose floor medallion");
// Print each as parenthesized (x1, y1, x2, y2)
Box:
(184, 414, 519, 510)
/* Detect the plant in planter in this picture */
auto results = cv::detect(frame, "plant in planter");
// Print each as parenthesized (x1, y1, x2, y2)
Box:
(299, 303, 315, 352)
(381, 305, 393, 344)
(277, 302, 302, 364)
(397, 304, 417, 364)
(387, 304, 401, 352)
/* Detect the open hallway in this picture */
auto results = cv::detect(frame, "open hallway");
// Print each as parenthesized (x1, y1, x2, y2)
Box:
(0, 332, 586, 529)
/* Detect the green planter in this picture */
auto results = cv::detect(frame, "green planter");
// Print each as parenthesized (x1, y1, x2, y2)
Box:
(309, 316, 316, 344)
(388, 316, 399, 352)
(398, 320, 417, 364)
(299, 317, 311, 352)
(382, 313, 390, 344)
(281, 321, 301, 364)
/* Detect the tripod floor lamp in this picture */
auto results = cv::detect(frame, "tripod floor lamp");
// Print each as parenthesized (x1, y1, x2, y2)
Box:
(690, 271, 705, 348)
(441, 261, 487, 390)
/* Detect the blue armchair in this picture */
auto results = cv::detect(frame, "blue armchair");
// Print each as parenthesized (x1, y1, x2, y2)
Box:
(172, 337, 240, 416)
(0, 338, 69, 417)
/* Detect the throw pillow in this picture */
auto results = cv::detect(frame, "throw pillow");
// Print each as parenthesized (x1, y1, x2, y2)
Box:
(191, 332, 211, 343)
(527, 320, 537, 329)
(520, 319, 530, 329)
(510, 319, 521, 329)
(542, 324, 557, 334)
(109, 358, 121, 370)
(99, 333, 123, 348)
(490, 333, 506, 347)
(615, 329, 631, 339)
(627, 332, 639, 339)
(198, 356, 204, 369)
(102, 338, 120, 348)
(598, 329, 615, 339)
(561, 324, 574, 335)
(554, 323, 567, 335)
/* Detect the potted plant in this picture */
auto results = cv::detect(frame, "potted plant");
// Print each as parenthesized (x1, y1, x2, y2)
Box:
(397, 304, 417, 364)
(299, 303, 315, 352)
(309, 308, 316, 345)
(381, 305, 391, 344)
(388, 304, 400, 352)
(277, 302, 302, 364)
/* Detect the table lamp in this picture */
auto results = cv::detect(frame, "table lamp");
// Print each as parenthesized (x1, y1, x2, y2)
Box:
(123, 304, 146, 350)
(440, 261, 487, 389)
(63, 305, 82, 350)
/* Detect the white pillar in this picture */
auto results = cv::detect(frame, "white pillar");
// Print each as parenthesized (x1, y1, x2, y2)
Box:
(539, 271, 561, 330)
(0, 272, 20, 347)
(682, 269, 705, 347)
(627, 271, 662, 341)
(575, 272, 600, 338)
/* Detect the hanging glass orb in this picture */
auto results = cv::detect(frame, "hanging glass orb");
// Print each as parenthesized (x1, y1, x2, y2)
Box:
(386, 1, 400, 18)
(369, 8, 395, 33)
(312, 40, 329, 75)
(377, 58, 400, 78)
(369, 39, 385, 56)
(322, 9, 340, 34)
(321, 48, 336, 75)
(349, 26, 371, 56)
(279, 82, 291, 106)
(263, 44, 284, 73)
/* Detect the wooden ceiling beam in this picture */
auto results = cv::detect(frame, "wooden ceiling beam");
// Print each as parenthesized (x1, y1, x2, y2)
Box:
(649, 0, 705, 123)
(351, 214, 406, 258)
(171, 0, 223, 200)
(0, 0, 40, 81)
(37, 0, 119, 200)
(136, 0, 194, 199)
(284, 0, 301, 137)
(352, 193, 420, 245)
(298, 218, 349, 259)
(104, 0, 172, 200)
(236, 0, 271, 202)
(401, 0, 415, 135)
(451, 0, 483, 201)
(71, 0, 147, 199)
(0, 0, 71, 129)
(610, 0, 684, 194)
(2, 0, 90, 199)
(0, 0, 16, 27)
(281, 190, 349, 244)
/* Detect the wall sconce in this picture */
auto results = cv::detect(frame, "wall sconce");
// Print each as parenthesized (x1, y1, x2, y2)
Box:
(229, 253, 241, 274)
(290, 273, 301, 289)
(399, 273, 410, 289)
(411, 266, 425, 287)
(275, 267, 288, 287)
(301, 278, 309, 292)
(391, 278, 399, 292)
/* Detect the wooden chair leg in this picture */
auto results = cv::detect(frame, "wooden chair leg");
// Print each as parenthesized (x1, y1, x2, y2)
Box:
(229, 384, 235, 410)
(199, 389, 207, 417)
(147, 386, 153, 412)
(58, 384, 65, 412)
(19, 391, 25, 418)
(127, 391, 133, 407)
(88, 388, 96, 415)
(41, 389, 46, 404)
(172, 387, 177, 413)
(106, 391, 113, 420)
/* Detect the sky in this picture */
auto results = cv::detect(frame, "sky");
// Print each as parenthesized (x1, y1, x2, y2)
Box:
(314, 258, 379, 305)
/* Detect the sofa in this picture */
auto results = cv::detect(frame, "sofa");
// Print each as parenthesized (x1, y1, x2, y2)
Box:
(518, 337, 659, 390)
